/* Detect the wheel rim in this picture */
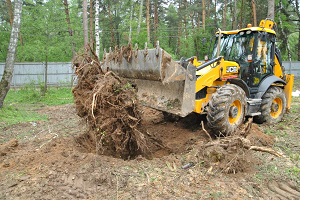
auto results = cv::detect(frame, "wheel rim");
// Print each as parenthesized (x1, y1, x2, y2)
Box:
(229, 100, 242, 124)
(270, 97, 283, 118)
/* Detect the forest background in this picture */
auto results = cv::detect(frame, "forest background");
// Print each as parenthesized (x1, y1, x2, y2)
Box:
(0, 0, 300, 63)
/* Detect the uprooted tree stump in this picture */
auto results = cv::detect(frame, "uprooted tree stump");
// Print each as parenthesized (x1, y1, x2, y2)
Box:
(72, 48, 148, 160)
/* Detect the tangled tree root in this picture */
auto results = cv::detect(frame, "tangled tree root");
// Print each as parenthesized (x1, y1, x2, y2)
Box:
(184, 119, 283, 174)
(72, 47, 148, 160)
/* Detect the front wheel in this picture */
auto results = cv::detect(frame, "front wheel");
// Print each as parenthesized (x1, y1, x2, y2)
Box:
(253, 86, 286, 124)
(206, 84, 246, 136)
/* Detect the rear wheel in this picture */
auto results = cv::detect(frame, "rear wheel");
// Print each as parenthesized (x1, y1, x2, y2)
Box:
(206, 84, 246, 136)
(253, 86, 286, 124)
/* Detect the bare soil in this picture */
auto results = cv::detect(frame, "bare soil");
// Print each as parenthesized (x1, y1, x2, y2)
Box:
(0, 50, 300, 201)
(0, 103, 300, 200)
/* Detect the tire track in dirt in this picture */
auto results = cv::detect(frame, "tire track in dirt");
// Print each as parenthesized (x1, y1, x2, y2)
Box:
(267, 181, 300, 200)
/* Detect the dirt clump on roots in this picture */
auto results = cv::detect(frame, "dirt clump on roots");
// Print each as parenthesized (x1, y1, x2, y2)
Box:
(72, 48, 147, 160)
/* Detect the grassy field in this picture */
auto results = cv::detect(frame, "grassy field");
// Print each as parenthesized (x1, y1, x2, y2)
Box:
(0, 86, 74, 126)
(254, 77, 300, 185)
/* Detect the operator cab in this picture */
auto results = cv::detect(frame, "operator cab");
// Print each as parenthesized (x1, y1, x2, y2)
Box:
(211, 30, 276, 91)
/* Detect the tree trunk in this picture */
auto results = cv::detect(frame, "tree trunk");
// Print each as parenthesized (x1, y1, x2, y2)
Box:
(251, 0, 257, 26)
(6, 0, 13, 26)
(90, 0, 94, 49)
(6, 0, 23, 45)
(129, 4, 133, 43)
(146, 0, 150, 44)
(137, 0, 144, 35)
(202, 0, 206, 31)
(233, 0, 237, 29)
(107, 3, 115, 47)
(207, 0, 211, 26)
(214, 0, 218, 28)
(239, 0, 244, 28)
(154, 0, 159, 44)
(0, 0, 22, 108)
(222, 0, 226, 29)
(114, 8, 120, 46)
(277, 1, 291, 62)
(184, 0, 188, 38)
(95, 0, 100, 58)
(197, 3, 200, 29)
(190, 0, 194, 29)
(83, 0, 89, 47)
(267, 0, 275, 20)
(63, 0, 76, 58)
(176, 0, 183, 56)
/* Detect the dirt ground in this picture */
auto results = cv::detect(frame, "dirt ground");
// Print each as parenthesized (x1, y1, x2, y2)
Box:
(0, 50, 301, 203)
(0, 103, 300, 200)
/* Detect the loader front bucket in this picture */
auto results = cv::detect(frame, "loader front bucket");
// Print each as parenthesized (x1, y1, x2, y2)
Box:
(101, 44, 196, 117)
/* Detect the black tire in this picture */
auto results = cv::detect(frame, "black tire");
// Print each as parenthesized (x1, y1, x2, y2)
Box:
(253, 86, 286, 124)
(206, 84, 246, 136)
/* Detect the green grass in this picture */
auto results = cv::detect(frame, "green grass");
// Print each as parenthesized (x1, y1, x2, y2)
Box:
(5, 85, 74, 105)
(0, 105, 47, 125)
(0, 85, 74, 126)
(253, 77, 300, 184)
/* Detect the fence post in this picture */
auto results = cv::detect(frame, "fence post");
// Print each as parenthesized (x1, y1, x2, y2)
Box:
(71, 64, 74, 87)
(43, 59, 48, 94)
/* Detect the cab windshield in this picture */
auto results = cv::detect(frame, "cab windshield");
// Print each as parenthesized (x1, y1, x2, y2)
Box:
(211, 31, 255, 63)
(211, 30, 274, 87)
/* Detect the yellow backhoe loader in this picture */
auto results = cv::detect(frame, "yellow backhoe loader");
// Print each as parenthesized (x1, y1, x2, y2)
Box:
(101, 19, 294, 136)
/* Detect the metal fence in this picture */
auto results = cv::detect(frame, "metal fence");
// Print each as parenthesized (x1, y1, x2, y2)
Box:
(0, 62, 75, 87)
(0, 61, 300, 87)
(283, 61, 300, 77)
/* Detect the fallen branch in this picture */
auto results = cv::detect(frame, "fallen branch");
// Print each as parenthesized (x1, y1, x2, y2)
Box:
(240, 137, 284, 157)
(201, 121, 212, 141)
(246, 145, 284, 157)
(204, 142, 229, 148)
